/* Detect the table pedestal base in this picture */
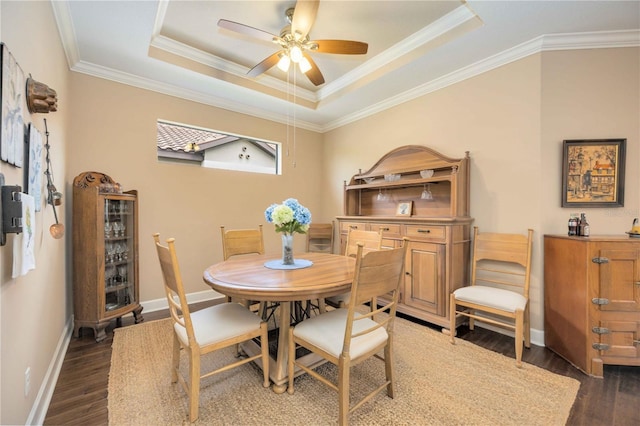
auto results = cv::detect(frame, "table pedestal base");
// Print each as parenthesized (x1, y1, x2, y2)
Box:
(241, 301, 328, 392)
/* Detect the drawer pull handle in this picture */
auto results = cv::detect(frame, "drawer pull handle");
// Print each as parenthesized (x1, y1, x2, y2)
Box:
(634, 340, 640, 345)
(635, 282, 640, 286)
(350, 225, 357, 229)
(592, 343, 610, 351)
(381, 227, 390, 231)
(417, 229, 431, 233)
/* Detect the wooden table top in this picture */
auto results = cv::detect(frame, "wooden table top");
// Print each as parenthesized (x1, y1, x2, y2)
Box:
(203, 252, 355, 302)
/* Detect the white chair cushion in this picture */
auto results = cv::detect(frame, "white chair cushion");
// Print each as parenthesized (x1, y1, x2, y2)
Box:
(293, 309, 388, 359)
(174, 302, 262, 347)
(453, 286, 527, 313)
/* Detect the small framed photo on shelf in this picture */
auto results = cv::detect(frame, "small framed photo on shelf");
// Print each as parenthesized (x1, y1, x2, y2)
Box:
(396, 201, 412, 217)
(561, 138, 626, 208)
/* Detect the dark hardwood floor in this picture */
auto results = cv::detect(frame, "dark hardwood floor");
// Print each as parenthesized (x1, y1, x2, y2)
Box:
(44, 302, 640, 425)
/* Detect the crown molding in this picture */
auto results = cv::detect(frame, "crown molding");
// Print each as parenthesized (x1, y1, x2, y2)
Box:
(149, 34, 318, 103)
(50, 0, 79, 68)
(541, 29, 640, 51)
(317, 4, 478, 100)
(51, 0, 638, 134)
(323, 29, 639, 132)
(71, 60, 323, 133)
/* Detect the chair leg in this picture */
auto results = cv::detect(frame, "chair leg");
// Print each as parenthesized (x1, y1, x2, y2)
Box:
(171, 333, 181, 382)
(515, 309, 524, 368)
(384, 338, 395, 398)
(338, 356, 350, 426)
(188, 349, 200, 422)
(524, 303, 531, 348)
(287, 327, 296, 394)
(449, 294, 457, 344)
(318, 298, 326, 313)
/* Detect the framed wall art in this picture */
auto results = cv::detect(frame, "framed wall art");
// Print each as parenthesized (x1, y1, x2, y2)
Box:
(396, 201, 413, 217)
(1, 43, 25, 167)
(561, 138, 626, 208)
(25, 123, 43, 211)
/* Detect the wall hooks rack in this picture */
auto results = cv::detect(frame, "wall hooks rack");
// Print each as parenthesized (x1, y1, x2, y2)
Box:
(0, 173, 23, 246)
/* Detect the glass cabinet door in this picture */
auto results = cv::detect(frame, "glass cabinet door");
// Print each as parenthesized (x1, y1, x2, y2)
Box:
(103, 197, 136, 313)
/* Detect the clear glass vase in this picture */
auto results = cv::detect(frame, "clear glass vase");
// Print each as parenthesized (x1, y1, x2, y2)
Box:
(281, 233, 294, 265)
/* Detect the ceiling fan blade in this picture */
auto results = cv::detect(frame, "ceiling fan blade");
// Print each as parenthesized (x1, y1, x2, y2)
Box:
(218, 19, 277, 43)
(290, 0, 319, 39)
(311, 40, 368, 55)
(302, 53, 325, 86)
(247, 51, 283, 77)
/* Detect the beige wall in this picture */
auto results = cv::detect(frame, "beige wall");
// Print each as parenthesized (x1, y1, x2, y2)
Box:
(1, 1, 638, 423)
(324, 54, 544, 328)
(0, 2, 70, 424)
(540, 48, 640, 232)
(67, 73, 324, 303)
(323, 47, 639, 335)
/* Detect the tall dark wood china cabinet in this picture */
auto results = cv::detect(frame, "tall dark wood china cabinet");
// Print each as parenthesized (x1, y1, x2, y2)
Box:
(72, 172, 143, 342)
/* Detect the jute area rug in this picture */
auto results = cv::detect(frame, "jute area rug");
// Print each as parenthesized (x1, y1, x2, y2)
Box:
(108, 316, 579, 425)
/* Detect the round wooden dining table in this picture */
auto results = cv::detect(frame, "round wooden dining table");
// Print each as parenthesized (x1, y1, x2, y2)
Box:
(203, 252, 355, 393)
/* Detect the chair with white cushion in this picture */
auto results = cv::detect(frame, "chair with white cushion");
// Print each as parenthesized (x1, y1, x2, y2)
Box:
(153, 233, 270, 422)
(287, 239, 409, 425)
(449, 226, 534, 367)
(325, 228, 383, 309)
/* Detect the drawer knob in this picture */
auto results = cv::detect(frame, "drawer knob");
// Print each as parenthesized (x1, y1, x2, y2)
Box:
(417, 229, 431, 233)
(382, 227, 389, 231)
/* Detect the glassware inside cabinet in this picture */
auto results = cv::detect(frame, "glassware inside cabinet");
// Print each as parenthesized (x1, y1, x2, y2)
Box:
(103, 197, 136, 313)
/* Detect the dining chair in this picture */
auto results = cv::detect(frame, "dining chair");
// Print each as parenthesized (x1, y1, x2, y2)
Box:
(220, 225, 264, 260)
(220, 225, 276, 319)
(153, 233, 270, 422)
(325, 228, 384, 309)
(449, 226, 534, 367)
(306, 221, 335, 253)
(287, 239, 409, 425)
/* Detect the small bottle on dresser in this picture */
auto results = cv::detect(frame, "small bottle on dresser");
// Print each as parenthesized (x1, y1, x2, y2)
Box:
(582, 213, 590, 236)
(578, 213, 590, 237)
(568, 214, 579, 236)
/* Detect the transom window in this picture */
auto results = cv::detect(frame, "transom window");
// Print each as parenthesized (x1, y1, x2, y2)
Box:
(156, 120, 280, 175)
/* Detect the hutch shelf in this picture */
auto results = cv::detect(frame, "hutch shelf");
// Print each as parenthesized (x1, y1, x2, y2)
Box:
(72, 171, 143, 342)
(337, 145, 473, 329)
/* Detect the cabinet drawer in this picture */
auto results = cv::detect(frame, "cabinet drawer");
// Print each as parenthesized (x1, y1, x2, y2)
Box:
(405, 225, 446, 241)
(369, 223, 402, 239)
(340, 222, 367, 233)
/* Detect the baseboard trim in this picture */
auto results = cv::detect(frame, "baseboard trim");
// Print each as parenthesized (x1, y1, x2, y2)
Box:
(35, 290, 223, 424)
(27, 315, 74, 425)
(141, 290, 224, 313)
(474, 322, 545, 347)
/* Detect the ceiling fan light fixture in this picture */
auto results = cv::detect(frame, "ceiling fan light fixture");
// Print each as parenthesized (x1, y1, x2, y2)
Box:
(218, 1, 368, 87)
(298, 57, 312, 73)
(289, 45, 303, 63)
(277, 53, 291, 72)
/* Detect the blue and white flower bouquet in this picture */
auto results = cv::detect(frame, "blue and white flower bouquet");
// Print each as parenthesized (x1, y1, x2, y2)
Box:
(264, 198, 312, 235)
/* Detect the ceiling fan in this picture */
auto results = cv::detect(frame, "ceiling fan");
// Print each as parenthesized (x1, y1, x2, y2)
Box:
(218, 0, 368, 86)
